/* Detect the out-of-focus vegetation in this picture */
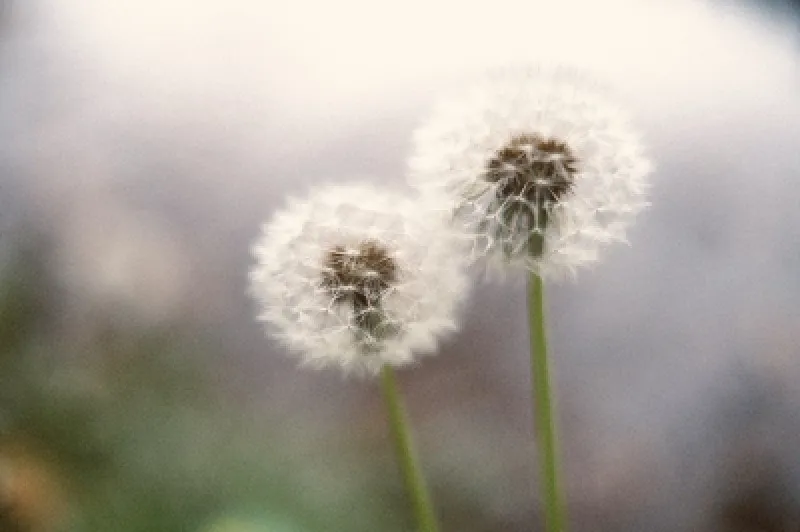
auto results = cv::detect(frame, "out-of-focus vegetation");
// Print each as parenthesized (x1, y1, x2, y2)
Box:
(0, 234, 407, 532)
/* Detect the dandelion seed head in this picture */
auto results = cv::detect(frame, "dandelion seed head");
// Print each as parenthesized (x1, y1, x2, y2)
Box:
(408, 66, 653, 280)
(249, 183, 468, 376)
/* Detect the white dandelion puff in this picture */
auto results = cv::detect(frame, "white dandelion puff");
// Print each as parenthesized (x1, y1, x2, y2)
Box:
(408, 66, 653, 280)
(248, 183, 468, 376)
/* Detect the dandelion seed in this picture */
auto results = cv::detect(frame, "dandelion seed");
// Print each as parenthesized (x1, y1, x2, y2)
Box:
(249, 184, 468, 376)
(408, 66, 653, 279)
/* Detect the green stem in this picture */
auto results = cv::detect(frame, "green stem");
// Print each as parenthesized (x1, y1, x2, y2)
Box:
(381, 366, 440, 532)
(528, 273, 568, 532)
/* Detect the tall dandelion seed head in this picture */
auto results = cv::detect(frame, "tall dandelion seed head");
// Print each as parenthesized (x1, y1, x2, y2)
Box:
(408, 66, 653, 279)
(249, 183, 468, 376)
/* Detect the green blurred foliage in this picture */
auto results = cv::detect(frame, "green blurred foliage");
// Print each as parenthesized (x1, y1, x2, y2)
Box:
(0, 235, 401, 532)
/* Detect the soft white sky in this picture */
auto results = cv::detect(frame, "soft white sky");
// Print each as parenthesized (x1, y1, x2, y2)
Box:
(16, 0, 797, 331)
(49, 0, 799, 126)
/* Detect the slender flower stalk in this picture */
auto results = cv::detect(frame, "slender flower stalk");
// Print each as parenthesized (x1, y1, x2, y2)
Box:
(408, 66, 653, 532)
(529, 273, 567, 532)
(250, 183, 468, 530)
(381, 367, 440, 532)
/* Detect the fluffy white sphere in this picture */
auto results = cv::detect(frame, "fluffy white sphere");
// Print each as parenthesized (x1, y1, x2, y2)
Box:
(408, 67, 653, 279)
(249, 183, 469, 376)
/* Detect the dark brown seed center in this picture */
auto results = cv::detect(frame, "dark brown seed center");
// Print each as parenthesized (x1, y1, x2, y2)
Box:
(483, 134, 579, 258)
(486, 133, 577, 204)
(320, 240, 399, 346)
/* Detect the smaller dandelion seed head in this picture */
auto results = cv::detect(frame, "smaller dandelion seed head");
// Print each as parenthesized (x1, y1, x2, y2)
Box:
(249, 183, 470, 376)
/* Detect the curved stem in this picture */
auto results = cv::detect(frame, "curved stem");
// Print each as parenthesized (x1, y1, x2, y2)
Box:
(381, 366, 440, 532)
(528, 273, 568, 532)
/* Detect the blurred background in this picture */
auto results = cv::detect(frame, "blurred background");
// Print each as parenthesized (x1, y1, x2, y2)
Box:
(1, 0, 799, 530)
